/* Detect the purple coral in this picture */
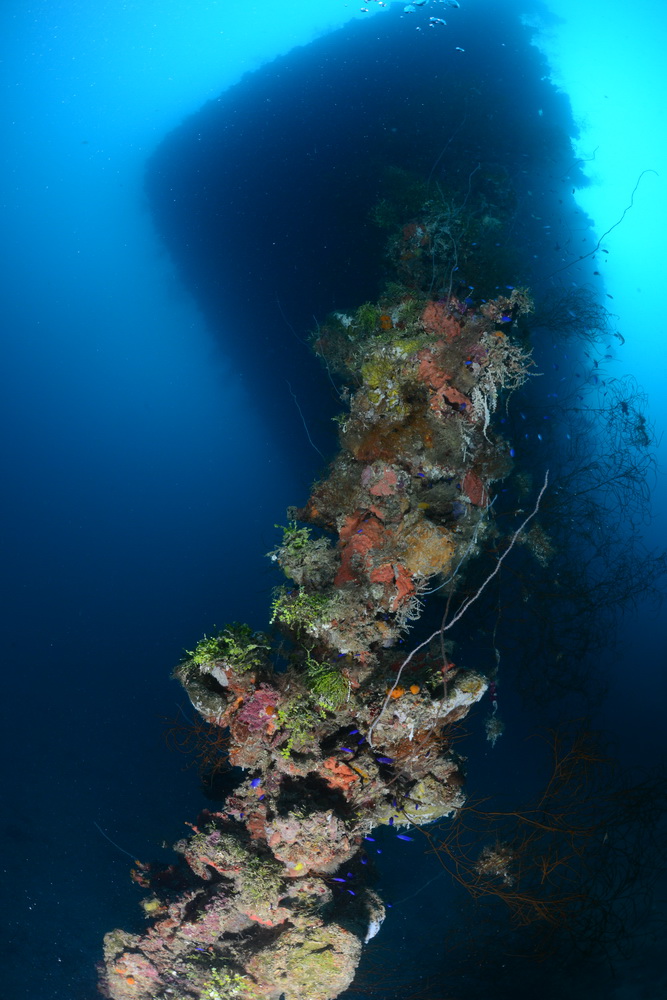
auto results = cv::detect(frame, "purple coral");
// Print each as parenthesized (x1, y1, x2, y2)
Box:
(237, 683, 280, 731)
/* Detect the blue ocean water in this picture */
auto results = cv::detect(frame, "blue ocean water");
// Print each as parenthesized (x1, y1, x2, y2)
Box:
(1, 2, 665, 999)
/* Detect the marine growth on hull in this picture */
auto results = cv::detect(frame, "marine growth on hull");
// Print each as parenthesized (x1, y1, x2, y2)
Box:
(98, 201, 537, 1000)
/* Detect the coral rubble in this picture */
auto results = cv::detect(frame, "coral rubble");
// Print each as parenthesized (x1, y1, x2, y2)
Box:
(98, 204, 534, 1000)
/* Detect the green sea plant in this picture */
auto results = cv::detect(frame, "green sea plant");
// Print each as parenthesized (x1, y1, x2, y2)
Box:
(273, 521, 312, 554)
(275, 695, 320, 757)
(186, 623, 269, 673)
(305, 654, 349, 711)
(355, 301, 382, 334)
(270, 587, 332, 634)
(242, 854, 285, 903)
(268, 523, 337, 589)
(200, 966, 259, 1000)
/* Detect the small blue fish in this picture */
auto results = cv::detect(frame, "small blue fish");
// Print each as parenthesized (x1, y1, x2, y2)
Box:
(340, 747, 353, 753)
(389, 817, 394, 826)
(364, 836, 375, 842)
(258, 794, 265, 801)
(376, 756, 393, 764)
(349, 729, 359, 735)
(347, 889, 356, 895)
(251, 777, 261, 788)
(332, 877, 346, 883)
(397, 835, 414, 842)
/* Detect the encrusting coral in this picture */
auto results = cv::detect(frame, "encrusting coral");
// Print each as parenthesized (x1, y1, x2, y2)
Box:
(98, 201, 535, 1000)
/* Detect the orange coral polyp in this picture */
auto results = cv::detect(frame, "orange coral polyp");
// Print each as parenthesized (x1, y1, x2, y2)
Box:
(389, 686, 405, 699)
